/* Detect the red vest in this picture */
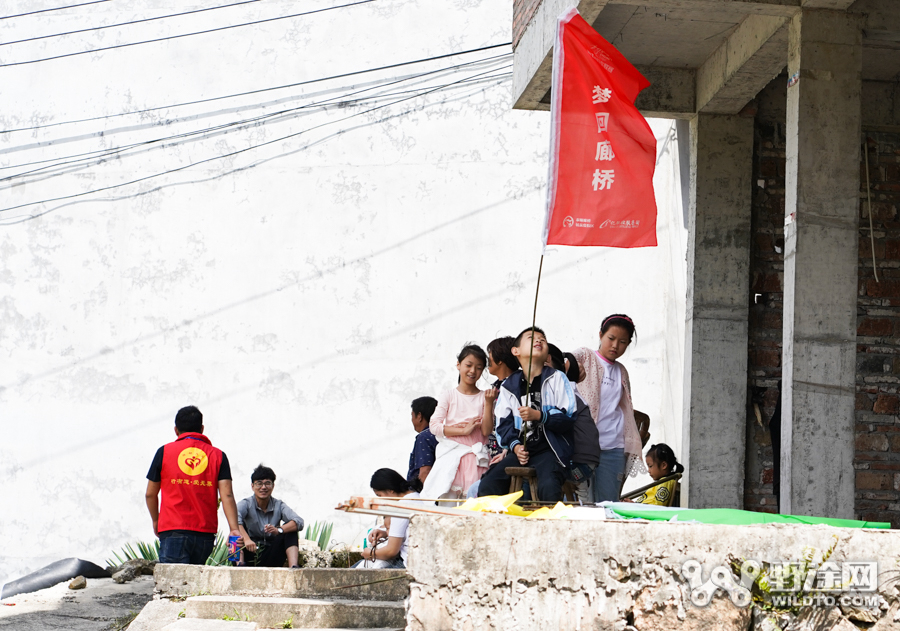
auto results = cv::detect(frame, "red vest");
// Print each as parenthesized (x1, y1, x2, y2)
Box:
(158, 433, 223, 533)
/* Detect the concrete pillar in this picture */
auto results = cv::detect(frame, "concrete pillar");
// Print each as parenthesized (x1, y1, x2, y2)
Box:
(683, 113, 753, 509)
(781, 9, 862, 518)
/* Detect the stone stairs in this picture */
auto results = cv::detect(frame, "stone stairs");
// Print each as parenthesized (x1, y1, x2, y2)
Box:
(130, 565, 409, 630)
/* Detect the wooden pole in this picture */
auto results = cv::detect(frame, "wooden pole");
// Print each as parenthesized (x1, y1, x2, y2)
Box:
(521, 254, 545, 443)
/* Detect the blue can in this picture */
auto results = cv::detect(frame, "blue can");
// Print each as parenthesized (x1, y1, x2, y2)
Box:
(227, 535, 241, 564)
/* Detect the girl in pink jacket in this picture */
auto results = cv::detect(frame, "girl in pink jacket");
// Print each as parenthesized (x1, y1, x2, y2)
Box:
(571, 314, 644, 503)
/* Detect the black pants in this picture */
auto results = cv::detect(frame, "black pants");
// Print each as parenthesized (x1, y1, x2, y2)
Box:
(477, 449, 564, 502)
(243, 531, 299, 568)
(158, 530, 215, 565)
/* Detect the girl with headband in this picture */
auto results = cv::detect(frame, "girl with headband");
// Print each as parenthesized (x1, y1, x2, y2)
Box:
(570, 314, 644, 503)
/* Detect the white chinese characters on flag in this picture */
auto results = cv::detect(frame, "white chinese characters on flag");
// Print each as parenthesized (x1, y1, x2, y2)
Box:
(542, 8, 658, 249)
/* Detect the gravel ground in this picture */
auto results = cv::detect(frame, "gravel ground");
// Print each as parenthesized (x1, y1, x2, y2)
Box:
(0, 575, 154, 630)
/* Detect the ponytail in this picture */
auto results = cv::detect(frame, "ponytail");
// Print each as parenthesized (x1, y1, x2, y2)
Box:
(647, 443, 683, 476)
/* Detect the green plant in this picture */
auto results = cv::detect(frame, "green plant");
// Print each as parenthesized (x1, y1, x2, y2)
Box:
(729, 535, 841, 614)
(177, 610, 185, 619)
(222, 608, 252, 622)
(205, 533, 231, 566)
(304, 521, 334, 551)
(279, 614, 294, 628)
(105, 541, 159, 567)
(105, 533, 232, 568)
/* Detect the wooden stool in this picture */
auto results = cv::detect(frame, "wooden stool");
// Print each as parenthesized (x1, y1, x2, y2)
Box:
(506, 466, 540, 502)
(561, 480, 579, 502)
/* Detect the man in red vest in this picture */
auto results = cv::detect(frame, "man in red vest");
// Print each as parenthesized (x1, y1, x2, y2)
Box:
(145, 406, 242, 564)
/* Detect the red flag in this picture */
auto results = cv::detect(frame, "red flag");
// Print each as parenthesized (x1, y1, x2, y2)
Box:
(542, 8, 658, 249)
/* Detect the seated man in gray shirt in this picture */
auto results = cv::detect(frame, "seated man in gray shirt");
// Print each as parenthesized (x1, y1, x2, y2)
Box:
(237, 464, 304, 568)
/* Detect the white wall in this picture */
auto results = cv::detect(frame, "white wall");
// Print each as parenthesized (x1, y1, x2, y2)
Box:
(0, 0, 686, 585)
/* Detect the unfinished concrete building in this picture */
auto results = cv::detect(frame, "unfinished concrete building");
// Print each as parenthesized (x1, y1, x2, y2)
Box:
(512, 0, 900, 525)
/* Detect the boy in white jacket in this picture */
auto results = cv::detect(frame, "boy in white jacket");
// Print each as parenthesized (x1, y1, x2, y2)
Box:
(477, 327, 577, 502)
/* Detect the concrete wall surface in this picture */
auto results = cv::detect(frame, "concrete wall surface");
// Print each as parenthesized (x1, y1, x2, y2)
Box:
(406, 514, 900, 630)
(0, 0, 686, 586)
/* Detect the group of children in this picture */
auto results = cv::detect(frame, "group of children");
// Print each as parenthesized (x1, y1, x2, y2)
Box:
(359, 315, 685, 568)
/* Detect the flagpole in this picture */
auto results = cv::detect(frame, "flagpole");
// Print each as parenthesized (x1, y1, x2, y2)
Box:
(521, 254, 545, 444)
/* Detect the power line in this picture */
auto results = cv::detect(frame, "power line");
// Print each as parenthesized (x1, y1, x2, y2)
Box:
(1, 0, 112, 20)
(8, 73, 511, 190)
(0, 54, 509, 173)
(0, 85, 518, 228)
(0, 43, 511, 134)
(1, 0, 263, 47)
(4, 68, 510, 182)
(1, 63, 511, 182)
(0, 65, 510, 215)
(0, 0, 378, 68)
(1, 72, 512, 222)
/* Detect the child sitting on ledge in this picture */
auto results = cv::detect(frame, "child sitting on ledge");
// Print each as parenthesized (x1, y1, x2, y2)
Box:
(630, 443, 683, 506)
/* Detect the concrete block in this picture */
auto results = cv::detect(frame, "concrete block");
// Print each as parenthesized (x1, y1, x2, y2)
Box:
(635, 66, 696, 118)
(184, 595, 405, 629)
(684, 113, 753, 510)
(782, 7, 863, 519)
(155, 565, 409, 601)
(697, 14, 788, 114)
(512, 0, 609, 110)
(129, 598, 186, 631)
(406, 514, 900, 630)
(163, 619, 257, 631)
(785, 606, 858, 631)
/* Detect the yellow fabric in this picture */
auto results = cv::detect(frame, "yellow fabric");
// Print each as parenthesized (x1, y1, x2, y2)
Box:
(458, 491, 523, 513)
(457, 492, 572, 518)
(524, 502, 570, 519)
(633, 479, 677, 506)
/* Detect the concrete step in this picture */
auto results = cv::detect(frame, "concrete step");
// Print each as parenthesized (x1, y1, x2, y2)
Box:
(163, 619, 258, 631)
(155, 565, 409, 602)
(184, 595, 405, 629)
(129, 599, 185, 631)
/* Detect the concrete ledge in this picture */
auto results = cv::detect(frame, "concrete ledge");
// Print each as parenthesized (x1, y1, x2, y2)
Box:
(406, 514, 900, 630)
(184, 595, 405, 629)
(164, 619, 257, 631)
(154, 565, 410, 601)
(109, 595, 182, 631)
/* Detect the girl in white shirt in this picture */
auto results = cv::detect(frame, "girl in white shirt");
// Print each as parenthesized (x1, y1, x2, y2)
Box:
(571, 314, 644, 503)
(358, 468, 420, 568)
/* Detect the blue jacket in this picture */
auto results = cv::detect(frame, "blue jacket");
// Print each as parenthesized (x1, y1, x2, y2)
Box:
(495, 366, 577, 468)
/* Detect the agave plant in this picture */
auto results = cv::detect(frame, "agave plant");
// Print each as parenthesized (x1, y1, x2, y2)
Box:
(105, 540, 159, 567)
(205, 532, 231, 566)
(304, 521, 334, 551)
(106, 533, 232, 567)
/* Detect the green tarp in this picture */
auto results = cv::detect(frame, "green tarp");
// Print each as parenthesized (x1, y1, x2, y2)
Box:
(609, 506, 891, 530)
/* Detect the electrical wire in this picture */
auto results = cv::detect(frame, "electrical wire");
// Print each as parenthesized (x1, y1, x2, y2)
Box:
(1, 0, 111, 20)
(1, 73, 512, 225)
(1, 66, 512, 183)
(1, 0, 263, 47)
(0, 65, 510, 215)
(0, 55, 511, 178)
(0, 43, 511, 134)
(0, 0, 378, 68)
(0, 76, 515, 227)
